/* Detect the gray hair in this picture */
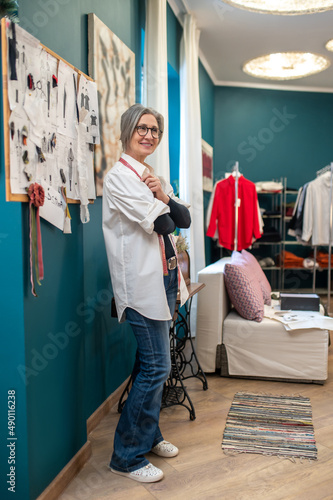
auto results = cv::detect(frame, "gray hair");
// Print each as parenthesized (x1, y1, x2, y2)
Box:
(120, 104, 164, 152)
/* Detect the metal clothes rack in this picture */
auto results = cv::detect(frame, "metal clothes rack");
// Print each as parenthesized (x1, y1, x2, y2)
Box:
(217, 161, 240, 258)
(315, 162, 333, 315)
(232, 161, 240, 251)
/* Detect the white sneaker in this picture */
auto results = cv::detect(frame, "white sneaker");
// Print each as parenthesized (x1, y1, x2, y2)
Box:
(151, 440, 179, 458)
(110, 463, 164, 483)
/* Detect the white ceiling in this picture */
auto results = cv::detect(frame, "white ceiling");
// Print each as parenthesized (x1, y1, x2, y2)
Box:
(168, 0, 333, 92)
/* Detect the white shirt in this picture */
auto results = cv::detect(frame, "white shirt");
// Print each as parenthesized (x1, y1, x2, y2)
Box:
(103, 153, 189, 323)
(302, 172, 332, 246)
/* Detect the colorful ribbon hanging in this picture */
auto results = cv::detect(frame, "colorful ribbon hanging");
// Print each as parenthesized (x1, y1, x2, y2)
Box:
(27, 183, 45, 296)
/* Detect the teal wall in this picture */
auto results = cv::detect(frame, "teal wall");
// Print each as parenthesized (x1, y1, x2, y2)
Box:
(213, 86, 333, 186)
(199, 61, 215, 148)
(0, 1, 143, 499)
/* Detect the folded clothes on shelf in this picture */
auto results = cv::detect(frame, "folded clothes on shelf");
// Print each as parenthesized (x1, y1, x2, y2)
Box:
(257, 225, 281, 242)
(285, 205, 294, 217)
(276, 250, 304, 268)
(258, 257, 275, 268)
(263, 209, 281, 216)
(277, 250, 333, 269)
(255, 181, 283, 193)
(303, 258, 319, 269)
(314, 250, 333, 268)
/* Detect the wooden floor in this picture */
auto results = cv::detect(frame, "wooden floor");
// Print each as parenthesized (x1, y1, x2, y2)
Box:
(58, 342, 333, 500)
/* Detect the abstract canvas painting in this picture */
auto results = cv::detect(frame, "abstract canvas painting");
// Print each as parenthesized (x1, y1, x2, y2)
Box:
(88, 14, 135, 196)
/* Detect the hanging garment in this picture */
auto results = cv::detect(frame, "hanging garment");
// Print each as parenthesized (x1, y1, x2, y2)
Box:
(206, 177, 263, 237)
(302, 172, 333, 246)
(288, 183, 309, 241)
(206, 175, 262, 251)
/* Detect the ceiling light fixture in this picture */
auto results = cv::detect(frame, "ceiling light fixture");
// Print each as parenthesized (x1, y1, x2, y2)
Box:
(325, 39, 333, 51)
(223, 1, 333, 15)
(243, 52, 330, 80)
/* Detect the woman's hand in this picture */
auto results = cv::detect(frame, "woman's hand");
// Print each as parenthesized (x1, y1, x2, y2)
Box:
(142, 173, 169, 205)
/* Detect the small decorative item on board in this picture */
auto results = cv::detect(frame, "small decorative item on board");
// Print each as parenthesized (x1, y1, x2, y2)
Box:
(175, 233, 190, 285)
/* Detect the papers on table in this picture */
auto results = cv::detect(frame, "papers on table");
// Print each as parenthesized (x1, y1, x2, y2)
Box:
(264, 300, 333, 331)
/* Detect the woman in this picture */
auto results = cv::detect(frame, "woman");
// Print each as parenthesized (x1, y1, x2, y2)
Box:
(102, 104, 191, 483)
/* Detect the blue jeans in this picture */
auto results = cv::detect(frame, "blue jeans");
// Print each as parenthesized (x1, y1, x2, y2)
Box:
(110, 268, 178, 472)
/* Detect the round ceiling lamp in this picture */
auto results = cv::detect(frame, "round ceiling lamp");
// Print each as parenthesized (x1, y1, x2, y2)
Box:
(325, 39, 333, 51)
(223, 1, 333, 15)
(243, 52, 331, 80)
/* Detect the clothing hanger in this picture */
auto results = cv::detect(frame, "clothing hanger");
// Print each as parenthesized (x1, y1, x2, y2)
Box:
(225, 163, 243, 179)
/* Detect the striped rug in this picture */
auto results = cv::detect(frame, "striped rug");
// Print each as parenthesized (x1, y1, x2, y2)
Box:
(222, 392, 317, 460)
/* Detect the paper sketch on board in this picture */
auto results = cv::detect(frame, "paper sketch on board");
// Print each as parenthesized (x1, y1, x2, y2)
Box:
(39, 180, 66, 231)
(78, 74, 100, 145)
(88, 13, 135, 196)
(6, 20, 40, 111)
(57, 60, 78, 139)
(9, 104, 36, 194)
(39, 48, 59, 128)
(55, 133, 79, 200)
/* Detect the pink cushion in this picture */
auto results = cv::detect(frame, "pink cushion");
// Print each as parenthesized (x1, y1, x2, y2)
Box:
(231, 250, 271, 305)
(224, 263, 264, 322)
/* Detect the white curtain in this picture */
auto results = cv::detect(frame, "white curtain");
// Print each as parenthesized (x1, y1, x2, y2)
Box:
(142, 0, 170, 181)
(179, 14, 206, 283)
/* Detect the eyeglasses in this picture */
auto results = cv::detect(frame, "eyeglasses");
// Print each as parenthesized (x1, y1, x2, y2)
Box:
(135, 125, 162, 139)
